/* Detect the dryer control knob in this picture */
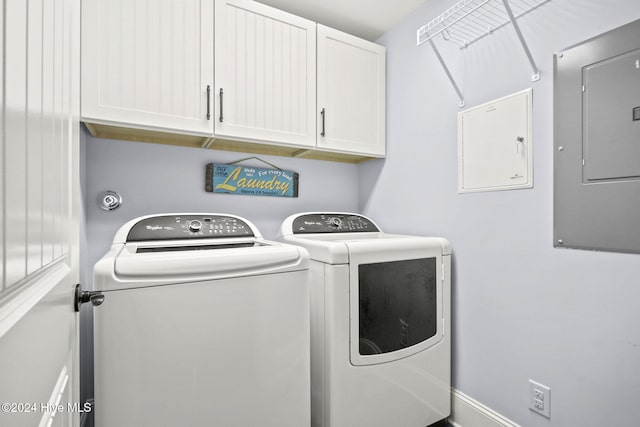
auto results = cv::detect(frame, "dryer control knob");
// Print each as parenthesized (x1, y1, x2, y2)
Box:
(188, 220, 203, 233)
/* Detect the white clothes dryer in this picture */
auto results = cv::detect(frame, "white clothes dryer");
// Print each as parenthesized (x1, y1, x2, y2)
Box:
(92, 213, 310, 427)
(279, 212, 451, 427)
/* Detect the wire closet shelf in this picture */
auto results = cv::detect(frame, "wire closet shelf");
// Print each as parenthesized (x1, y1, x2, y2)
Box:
(416, 0, 551, 106)
(417, 0, 550, 49)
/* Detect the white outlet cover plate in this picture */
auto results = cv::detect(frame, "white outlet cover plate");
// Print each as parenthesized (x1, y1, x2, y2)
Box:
(529, 379, 551, 418)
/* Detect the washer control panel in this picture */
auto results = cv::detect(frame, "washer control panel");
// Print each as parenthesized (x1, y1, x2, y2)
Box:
(291, 213, 379, 234)
(126, 215, 254, 241)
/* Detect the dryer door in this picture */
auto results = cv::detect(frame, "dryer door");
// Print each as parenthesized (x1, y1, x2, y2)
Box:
(347, 238, 445, 366)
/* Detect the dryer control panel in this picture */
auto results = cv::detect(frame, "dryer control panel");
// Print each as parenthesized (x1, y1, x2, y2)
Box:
(126, 215, 254, 241)
(291, 213, 379, 234)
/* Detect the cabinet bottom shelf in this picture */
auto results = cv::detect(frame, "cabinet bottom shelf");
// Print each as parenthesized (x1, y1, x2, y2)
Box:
(83, 122, 379, 164)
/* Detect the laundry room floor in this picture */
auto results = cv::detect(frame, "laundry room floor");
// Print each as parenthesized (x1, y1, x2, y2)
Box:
(428, 420, 453, 427)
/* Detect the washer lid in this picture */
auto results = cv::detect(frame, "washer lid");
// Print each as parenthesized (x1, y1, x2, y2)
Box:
(93, 213, 310, 291)
(113, 239, 306, 277)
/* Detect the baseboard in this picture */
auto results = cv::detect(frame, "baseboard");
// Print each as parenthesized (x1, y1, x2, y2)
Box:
(79, 390, 516, 427)
(449, 388, 521, 427)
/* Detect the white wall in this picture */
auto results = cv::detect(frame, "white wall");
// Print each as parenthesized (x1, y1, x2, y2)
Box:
(83, 128, 359, 251)
(363, 1, 640, 426)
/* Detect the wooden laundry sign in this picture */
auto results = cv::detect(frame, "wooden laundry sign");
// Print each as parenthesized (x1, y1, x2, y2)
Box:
(206, 161, 299, 198)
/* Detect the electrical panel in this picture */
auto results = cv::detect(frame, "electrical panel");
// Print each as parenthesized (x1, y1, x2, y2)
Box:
(554, 19, 640, 253)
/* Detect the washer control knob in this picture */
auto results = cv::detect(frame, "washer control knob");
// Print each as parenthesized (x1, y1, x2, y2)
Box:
(188, 220, 203, 233)
(330, 217, 342, 228)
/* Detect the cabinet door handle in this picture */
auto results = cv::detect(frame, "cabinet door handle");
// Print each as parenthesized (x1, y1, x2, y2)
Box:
(219, 88, 224, 123)
(206, 85, 211, 120)
(320, 108, 326, 137)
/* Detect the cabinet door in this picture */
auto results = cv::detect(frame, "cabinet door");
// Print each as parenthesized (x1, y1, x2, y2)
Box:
(317, 25, 386, 157)
(215, 0, 316, 148)
(82, 0, 214, 135)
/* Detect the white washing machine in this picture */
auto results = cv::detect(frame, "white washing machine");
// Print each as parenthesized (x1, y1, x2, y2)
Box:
(279, 212, 451, 427)
(92, 213, 310, 427)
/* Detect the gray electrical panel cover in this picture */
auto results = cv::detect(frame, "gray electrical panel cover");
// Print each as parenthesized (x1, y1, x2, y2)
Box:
(554, 19, 640, 254)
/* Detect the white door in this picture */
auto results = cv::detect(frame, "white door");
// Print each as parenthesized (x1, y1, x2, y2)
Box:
(0, 0, 81, 426)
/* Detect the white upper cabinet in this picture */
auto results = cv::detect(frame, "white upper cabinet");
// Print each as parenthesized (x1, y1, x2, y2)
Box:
(214, 0, 317, 148)
(317, 25, 386, 157)
(80, 0, 386, 161)
(81, 0, 214, 135)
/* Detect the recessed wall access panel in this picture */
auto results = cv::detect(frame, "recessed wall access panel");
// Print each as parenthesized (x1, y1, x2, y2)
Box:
(458, 88, 533, 193)
(554, 19, 640, 254)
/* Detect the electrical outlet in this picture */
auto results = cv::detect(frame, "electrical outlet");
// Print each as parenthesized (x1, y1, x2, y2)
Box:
(529, 379, 551, 418)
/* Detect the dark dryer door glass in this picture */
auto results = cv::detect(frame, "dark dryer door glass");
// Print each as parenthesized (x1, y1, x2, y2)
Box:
(358, 258, 437, 355)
